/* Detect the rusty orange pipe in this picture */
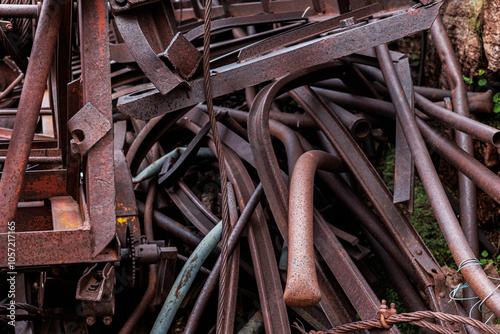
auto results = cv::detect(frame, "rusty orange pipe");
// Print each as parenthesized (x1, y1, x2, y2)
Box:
(284, 150, 344, 308)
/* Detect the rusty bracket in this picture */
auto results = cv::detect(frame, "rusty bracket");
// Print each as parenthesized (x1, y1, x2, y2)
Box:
(76, 263, 116, 320)
(67, 102, 111, 156)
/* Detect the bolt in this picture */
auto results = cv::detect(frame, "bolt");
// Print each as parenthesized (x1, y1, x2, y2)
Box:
(5, 23, 13, 31)
(86, 317, 96, 326)
(103, 316, 112, 326)
(439, 292, 446, 298)
(416, 249, 423, 255)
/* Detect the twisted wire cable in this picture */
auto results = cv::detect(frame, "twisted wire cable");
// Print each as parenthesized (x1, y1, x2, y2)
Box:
(201, 0, 232, 332)
(295, 311, 500, 334)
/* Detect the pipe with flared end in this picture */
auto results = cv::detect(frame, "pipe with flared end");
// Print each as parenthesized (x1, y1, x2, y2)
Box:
(284, 150, 344, 308)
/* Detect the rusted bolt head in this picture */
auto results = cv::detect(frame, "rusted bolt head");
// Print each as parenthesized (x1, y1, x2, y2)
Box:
(416, 249, 423, 255)
(5, 23, 13, 31)
(439, 292, 446, 298)
(103, 316, 112, 326)
(86, 317, 96, 326)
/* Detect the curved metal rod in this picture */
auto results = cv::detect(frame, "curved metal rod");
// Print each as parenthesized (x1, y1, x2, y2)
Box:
(284, 150, 344, 308)
(125, 108, 187, 174)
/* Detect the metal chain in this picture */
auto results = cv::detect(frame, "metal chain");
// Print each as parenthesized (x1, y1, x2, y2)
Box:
(201, 0, 232, 333)
(295, 311, 500, 334)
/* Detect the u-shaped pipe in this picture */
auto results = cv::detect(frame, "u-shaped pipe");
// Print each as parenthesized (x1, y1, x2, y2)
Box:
(284, 150, 344, 308)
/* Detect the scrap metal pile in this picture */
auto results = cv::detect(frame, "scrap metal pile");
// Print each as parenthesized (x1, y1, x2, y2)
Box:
(2, 0, 500, 333)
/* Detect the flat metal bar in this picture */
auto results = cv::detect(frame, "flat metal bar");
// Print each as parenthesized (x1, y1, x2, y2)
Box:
(393, 57, 415, 208)
(117, 2, 442, 120)
(79, 0, 117, 258)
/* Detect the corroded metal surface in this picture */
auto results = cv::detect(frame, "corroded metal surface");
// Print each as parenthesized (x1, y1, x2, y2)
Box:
(4, 0, 500, 333)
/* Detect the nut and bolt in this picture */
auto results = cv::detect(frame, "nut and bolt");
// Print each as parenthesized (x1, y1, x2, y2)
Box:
(86, 317, 96, 326)
(103, 316, 113, 326)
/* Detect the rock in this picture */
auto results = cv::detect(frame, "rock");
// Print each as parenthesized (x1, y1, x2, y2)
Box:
(483, 0, 500, 71)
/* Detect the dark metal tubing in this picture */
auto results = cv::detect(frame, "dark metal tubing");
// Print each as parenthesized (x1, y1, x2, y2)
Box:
(316, 87, 500, 206)
(0, 4, 38, 18)
(415, 93, 500, 147)
(0, 0, 63, 233)
(431, 16, 480, 320)
(183, 183, 265, 334)
(376, 43, 500, 317)
(320, 98, 371, 140)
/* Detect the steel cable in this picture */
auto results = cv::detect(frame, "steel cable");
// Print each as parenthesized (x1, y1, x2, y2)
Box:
(295, 311, 500, 334)
(202, 0, 232, 333)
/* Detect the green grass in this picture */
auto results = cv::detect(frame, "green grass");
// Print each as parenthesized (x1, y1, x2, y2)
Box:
(380, 145, 453, 267)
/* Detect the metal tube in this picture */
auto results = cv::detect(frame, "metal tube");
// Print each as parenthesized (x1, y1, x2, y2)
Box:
(151, 221, 223, 334)
(0, 4, 38, 18)
(415, 93, 500, 147)
(315, 88, 500, 205)
(184, 184, 264, 334)
(431, 16, 480, 320)
(120, 161, 159, 334)
(320, 98, 371, 140)
(435, 91, 494, 114)
(376, 43, 500, 317)
(136, 201, 205, 250)
(0, 0, 63, 233)
(284, 150, 344, 308)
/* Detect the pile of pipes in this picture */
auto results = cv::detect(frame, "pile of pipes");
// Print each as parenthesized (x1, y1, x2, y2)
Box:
(1, 0, 500, 333)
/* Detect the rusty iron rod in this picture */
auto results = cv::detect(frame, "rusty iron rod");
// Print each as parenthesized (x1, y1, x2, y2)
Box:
(0, 4, 38, 18)
(415, 93, 500, 147)
(431, 15, 480, 319)
(0, 0, 63, 233)
(184, 183, 264, 334)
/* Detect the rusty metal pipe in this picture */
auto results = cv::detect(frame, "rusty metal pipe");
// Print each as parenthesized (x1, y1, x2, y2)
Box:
(202, 104, 318, 129)
(316, 88, 500, 205)
(415, 93, 500, 147)
(0, 4, 38, 18)
(0, 0, 63, 233)
(0, 156, 61, 164)
(184, 183, 264, 334)
(321, 98, 371, 140)
(435, 91, 494, 114)
(432, 15, 481, 320)
(120, 168, 158, 334)
(414, 85, 488, 102)
(417, 118, 500, 204)
(431, 15, 479, 240)
(376, 43, 500, 317)
(284, 150, 344, 308)
(136, 201, 205, 250)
